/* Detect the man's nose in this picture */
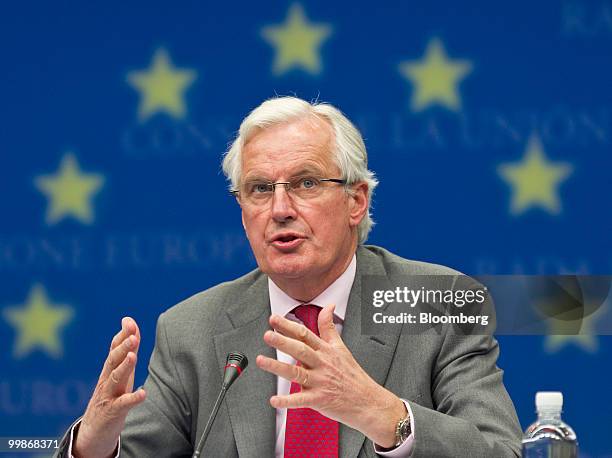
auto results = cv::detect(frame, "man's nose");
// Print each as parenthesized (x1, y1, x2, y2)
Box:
(270, 185, 298, 222)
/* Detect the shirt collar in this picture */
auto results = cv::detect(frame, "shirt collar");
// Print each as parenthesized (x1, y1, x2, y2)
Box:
(268, 254, 356, 322)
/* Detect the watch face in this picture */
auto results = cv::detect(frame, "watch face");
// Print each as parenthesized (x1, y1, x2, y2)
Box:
(400, 418, 411, 439)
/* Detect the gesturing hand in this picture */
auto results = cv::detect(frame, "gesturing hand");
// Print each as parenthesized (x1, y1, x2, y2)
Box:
(73, 317, 146, 458)
(256, 304, 406, 449)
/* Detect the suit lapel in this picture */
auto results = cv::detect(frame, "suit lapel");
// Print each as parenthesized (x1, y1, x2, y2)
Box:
(213, 273, 276, 458)
(339, 247, 403, 458)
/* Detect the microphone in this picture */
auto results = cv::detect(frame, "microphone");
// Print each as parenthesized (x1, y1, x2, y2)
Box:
(192, 352, 248, 458)
(222, 352, 248, 389)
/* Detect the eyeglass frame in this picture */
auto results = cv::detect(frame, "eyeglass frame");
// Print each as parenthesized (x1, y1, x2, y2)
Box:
(229, 177, 347, 202)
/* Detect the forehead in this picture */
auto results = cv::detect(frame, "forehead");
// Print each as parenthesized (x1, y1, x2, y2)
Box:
(241, 116, 338, 179)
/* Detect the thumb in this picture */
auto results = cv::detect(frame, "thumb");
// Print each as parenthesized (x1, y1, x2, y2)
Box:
(318, 304, 340, 344)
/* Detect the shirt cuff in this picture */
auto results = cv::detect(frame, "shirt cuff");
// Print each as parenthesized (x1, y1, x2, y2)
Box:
(67, 420, 121, 458)
(373, 399, 415, 457)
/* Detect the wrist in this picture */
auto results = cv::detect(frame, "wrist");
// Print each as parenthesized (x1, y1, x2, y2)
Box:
(73, 421, 119, 458)
(358, 387, 407, 449)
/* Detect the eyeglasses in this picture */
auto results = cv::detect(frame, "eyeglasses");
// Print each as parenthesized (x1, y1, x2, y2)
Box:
(230, 176, 346, 206)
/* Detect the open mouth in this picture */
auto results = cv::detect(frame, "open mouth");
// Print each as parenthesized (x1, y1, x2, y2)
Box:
(270, 233, 305, 250)
(276, 235, 298, 243)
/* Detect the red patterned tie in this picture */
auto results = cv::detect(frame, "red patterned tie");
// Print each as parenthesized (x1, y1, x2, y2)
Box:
(284, 304, 339, 458)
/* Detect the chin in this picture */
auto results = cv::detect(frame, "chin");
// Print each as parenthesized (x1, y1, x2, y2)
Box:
(264, 255, 312, 279)
(269, 263, 309, 279)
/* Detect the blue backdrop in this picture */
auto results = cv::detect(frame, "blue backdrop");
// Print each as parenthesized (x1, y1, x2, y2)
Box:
(1, 1, 611, 456)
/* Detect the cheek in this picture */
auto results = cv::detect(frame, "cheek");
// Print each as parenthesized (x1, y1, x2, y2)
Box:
(304, 206, 350, 241)
(242, 212, 266, 243)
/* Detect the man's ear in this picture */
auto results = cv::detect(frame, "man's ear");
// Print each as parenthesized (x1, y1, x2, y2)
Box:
(348, 182, 369, 228)
(241, 210, 247, 231)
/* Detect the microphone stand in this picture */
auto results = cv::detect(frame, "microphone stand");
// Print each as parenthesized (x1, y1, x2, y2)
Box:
(192, 385, 228, 458)
(192, 352, 247, 457)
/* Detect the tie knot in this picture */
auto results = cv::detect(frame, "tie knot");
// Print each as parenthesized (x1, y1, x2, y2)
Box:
(292, 304, 322, 335)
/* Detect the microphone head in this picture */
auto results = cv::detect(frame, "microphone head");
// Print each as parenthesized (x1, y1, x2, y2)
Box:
(223, 352, 248, 388)
(227, 352, 248, 370)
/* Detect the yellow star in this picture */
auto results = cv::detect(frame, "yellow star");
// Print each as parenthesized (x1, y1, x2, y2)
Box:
(399, 38, 472, 112)
(3, 284, 74, 359)
(261, 3, 332, 75)
(544, 295, 608, 353)
(498, 134, 573, 215)
(127, 48, 197, 121)
(34, 153, 104, 225)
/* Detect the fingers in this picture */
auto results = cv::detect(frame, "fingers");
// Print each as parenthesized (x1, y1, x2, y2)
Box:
(107, 351, 137, 395)
(270, 391, 313, 409)
(107, 318, 141, 385)
(256, 355, 313, 386)
(269, 314, 323, 351)
(318, 304, 341, 344)
(113, 388, 147, 415)
(110, 317, 138, 351)
(263, 330, 320, 367)
(102, 332, 138, 379)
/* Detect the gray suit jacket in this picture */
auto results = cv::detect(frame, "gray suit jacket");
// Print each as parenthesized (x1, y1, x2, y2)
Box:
(57, 245, 522, 457)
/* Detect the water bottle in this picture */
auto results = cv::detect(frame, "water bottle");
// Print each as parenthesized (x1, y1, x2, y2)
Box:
(522, 391, 577, 458)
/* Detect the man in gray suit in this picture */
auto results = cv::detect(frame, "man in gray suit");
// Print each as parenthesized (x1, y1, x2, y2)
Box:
(59, 97, 521, 457)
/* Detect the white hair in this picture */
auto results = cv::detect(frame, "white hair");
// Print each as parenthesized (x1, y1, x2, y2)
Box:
(222, 96, 378, 244)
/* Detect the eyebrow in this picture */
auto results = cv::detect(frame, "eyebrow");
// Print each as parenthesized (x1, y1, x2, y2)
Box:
(243, 166, 326, 182)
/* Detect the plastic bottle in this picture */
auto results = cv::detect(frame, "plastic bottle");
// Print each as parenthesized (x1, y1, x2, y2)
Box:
(522, 391, 577, 458)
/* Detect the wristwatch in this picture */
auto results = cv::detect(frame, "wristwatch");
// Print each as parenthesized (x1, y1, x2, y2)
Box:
(394, 410, 412, 447)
